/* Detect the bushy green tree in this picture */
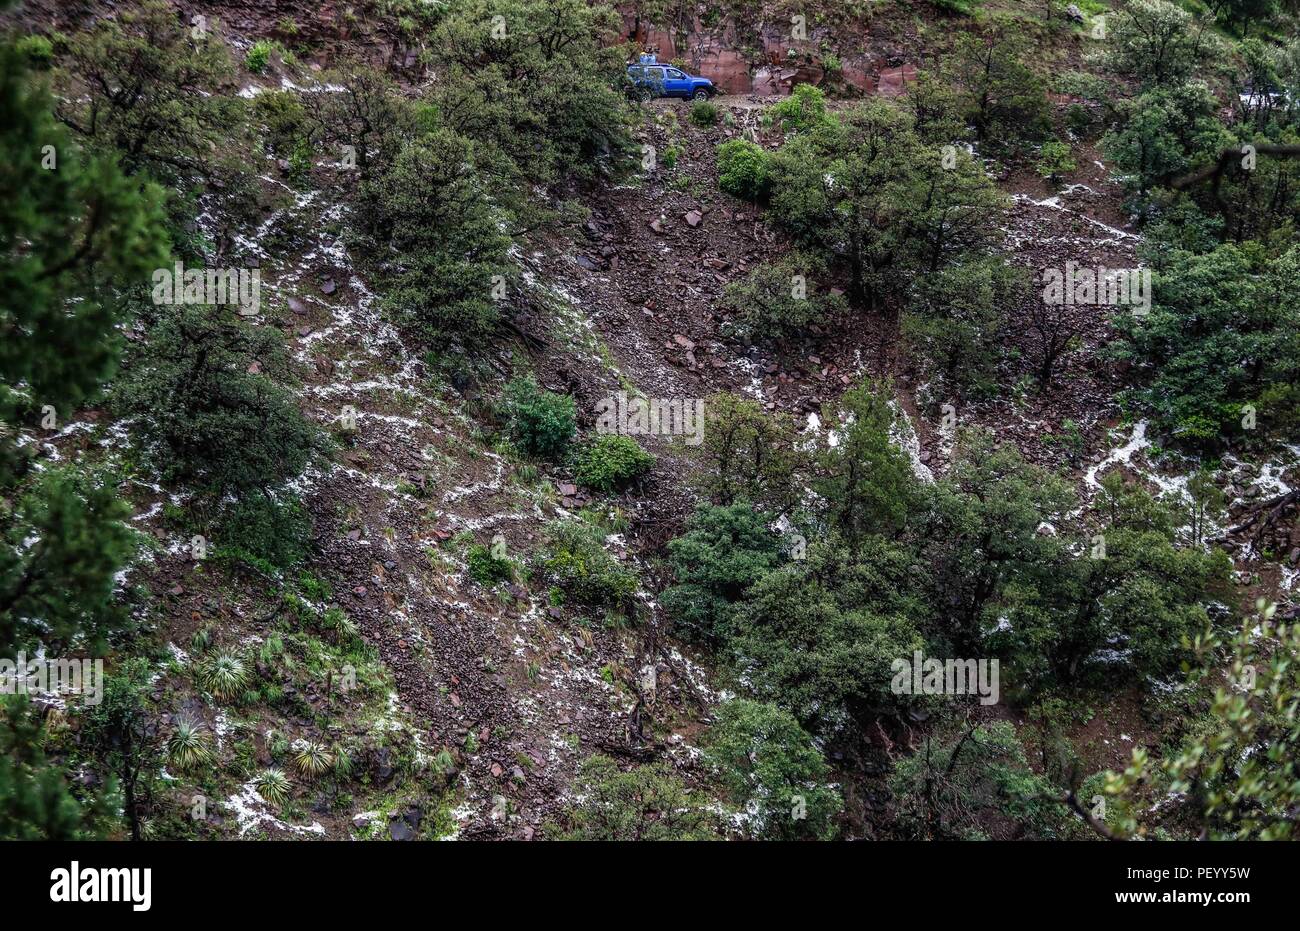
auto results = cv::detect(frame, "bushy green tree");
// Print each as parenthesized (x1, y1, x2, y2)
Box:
(553, 754, 718, 840)
(769, 101, 1005, 307)
(902, 257, 1024, 397)
(80, 658, 159, 841)
(921, 430, 1075, 652)
(0, 697, 113, 840)
(945, 16, 1051, 150)
(813, 381, 918, 544)
(705, 698, 842, 840)
(1100, 601, 1300, 840)
(727, 537, 928, 731)
(1104, 0, 1215, 89)
(55, 0, 252, 185)
(535, 519, 638, 611)
(766, 84, 834, 134)
(357, 130, 512, 347)
(1103, 82, 1227, 197)
(115, 305, 327, 499)
(1108, 242, 1300, 447)
(0, 39, 162, 656)
(427, 0, 634, 187)
(698, 393, 802, 511)
(891, 720, 1070, 839)
(720, 253, 847, 341)
(0, 42, 167, 460)
(661, 501, 785, 643)
(716, 138, 771, 201)
(1, 468, 137, 655)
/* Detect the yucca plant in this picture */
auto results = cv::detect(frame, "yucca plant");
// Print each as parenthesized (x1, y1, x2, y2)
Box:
(167, 717, 213, 771)
(293, 740, 334, 779)
(332, 746, 354, 781)
(199, 650, 249, 700)
(253, 768, 292, 807)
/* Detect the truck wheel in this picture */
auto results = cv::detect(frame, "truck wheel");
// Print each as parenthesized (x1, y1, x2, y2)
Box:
(692, 88, 711, 100)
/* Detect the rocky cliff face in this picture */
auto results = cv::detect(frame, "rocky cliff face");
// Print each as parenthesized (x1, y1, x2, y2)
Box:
(618, 3, 925, 97)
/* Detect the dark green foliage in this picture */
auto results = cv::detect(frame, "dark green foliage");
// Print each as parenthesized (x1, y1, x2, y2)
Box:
(0, 39, 161, 659)
(891, 721, 1070, 839)
(813, 381, 918, 544)
(467, 543, 513, 585)
(1108, 242, 1300, 447)
(426, 0, 635, 188)
(0, 697, 112, 839)
(720, 253, 848, 341)
(688, 99, 717, 127)
(716, 138, 771, 201)
(727, 537, 928, 731)
(573, 434, 654, 494)
(0, 41, 167, 444)
(768, 100, 1006, 307)
(553, 754, 719, 840)
(1036, 139, 1077, 182)
(945, 16, 1051, 151)
(1103, 82, 1227, 196)
(698, 393, 802, 511)
(356, 129, 512, 347)
(1105, 0, 1208, 90)
(922, 429, 1075, 652)
(1, 468, 137, 655)
(502, 379, 577, 460)
(80, 658, 158, 841)
(660, 501, 785, 642)
(212, 494, 312, 573)
(54, 0, 253, 184)
(766, 84, 833, 134)
(705, 698, 842, 840)
(535, 519, 638, 610)
(115, 305, 327, 499)
(902, 257, 1025, 397)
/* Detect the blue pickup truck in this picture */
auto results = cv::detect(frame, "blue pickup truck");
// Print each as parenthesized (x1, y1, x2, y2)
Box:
(626, 59, 717, 101)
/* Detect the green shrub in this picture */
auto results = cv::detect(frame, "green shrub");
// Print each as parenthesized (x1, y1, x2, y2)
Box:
(931, 0, 985, 14)
(766, 84, 831, 134)
(245, 40, 274, 74)
(212, 494, 312, 573)
(716, 139, 771, 201)
(14, 35, 53, 67)
(689, 100, 718, 127)
(1036, 139, 1077, 182)
(574, 435, 655, 493)
(466, 543, 513, 585)
(502, 379, 577, 460)
(535, 520, 638, 610)
(721, 253, 847, 341)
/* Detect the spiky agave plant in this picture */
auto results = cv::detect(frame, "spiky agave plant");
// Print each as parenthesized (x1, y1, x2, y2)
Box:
(199, 650, 249, 700)
(293, 740, 333, 779)
(254, 768, 292, 807)
(167, 717, 213, 771)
